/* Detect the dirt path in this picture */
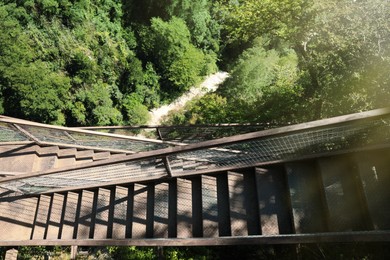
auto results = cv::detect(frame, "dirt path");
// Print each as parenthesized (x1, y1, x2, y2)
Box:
(148, 71, 229, 125)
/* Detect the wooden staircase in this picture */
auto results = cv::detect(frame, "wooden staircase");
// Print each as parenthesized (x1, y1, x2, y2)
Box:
(1, 109, 390, 246)
(0, 144, 127, 176)
(0, 149, 389, 245)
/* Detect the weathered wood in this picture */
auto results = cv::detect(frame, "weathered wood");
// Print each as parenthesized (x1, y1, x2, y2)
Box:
(1, 231, 389, 246)
(318, 156, 368, 232)
(111, 186, 127, 239)
(3, 107, 390, 190)
(132, 184, 148, 238)
(255, 166, 294, 235)
(354, 150, 390, 230)
(0, 196, 38, 240)
(46, 193, 65, 239)
(154, 182, 169, 238)
(76, 190, 94, 239)
(59, 192, 79, 239)
(32, 195, 51, 239)
(202, 175, 219, 238)
(176, 178, 193, 238)
(285, 161, 328, 233)
(93, 188, 111, 239)
(227, 171, 247, 236)
(216, 173, 231, 236)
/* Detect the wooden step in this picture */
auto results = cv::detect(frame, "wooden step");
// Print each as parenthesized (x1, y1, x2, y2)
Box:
(45, 193, 65, 239)
(31, 195, 51, 239)
(32, 146, 59, 172)
(254, 167, 293, 235)
(353, 150, 390, 230)
(317, 156, 368, 232)
(0, 196, 38, 240)
(0, 144, 39, 172)
(54, 148, 77, 168)
(285, 161, 327, 233)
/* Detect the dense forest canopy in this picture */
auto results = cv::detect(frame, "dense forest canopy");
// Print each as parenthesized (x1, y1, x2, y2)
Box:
(0, 0, 389, 126)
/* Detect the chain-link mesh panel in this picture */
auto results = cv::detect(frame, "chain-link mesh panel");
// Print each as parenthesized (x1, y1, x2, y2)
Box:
(158, 125, 282, 143)
(0, 196, 38, 240)
(4, 158, 167, 194)
(0, 122, 29, 142)
(154, 183, 169, 238)
(202, 175, 219, 237)
(82, 124, 285, 143)
(18, 124, 171, 152)
(169, 118, 390, 174)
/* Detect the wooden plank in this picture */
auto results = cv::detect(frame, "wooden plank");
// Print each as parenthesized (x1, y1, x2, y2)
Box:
(216, 173, 231, 236)
(0, 197, 38, 241)
(191, 176, 203, 237)
(59, 192, 79, 239)
(5, 108, 390, 188)
(0, 144, 38, 173)
(132, 184, 148, 238)
(32, 195, 51, 239)
(46, 193, 65, 239)
(255, 167, 294, 235)
(106, 187, 116, 239)
(228, 172, 247, 236)
(1, 231, 390, 246)
(76, 190, 94, 239)
(202, 175, 219, 238)
(354, 150, 390, 230)
(40, 143, 390, 195)
(93, 188, 111, 239)
(243, 169, 261, 235)
(32, 146, 59, 172)
(168, 180, 177, 238)
(285, 161, 328, 233)
(154, 182, 169, 238)
(318, 156, 367, 232)
(177, 178, 193, 238)
(112, 186, 128, 239)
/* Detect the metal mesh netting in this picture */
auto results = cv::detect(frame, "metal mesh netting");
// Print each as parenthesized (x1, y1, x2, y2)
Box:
(18, 124, 171, 152)
(158, 125, 281, 143)
(0, 122, 29, 142)
(1, 112, 390, 194)
(84, 124, 281, 143)
(169, 118, 390, 173)
(4, 158, 167, 194)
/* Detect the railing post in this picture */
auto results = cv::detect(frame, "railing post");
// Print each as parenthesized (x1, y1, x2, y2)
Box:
(70, 245, 78, 260)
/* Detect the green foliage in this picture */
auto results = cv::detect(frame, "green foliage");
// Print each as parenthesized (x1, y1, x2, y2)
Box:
(294, 0, 390, 119)
(72, 82, 123, 126)
(122, 94, 151, 126)
(220, 39, 303, 120)
(17, 246, 48, 260)
(107, 246, 155, 260)
(216, 0, 314, 66)
(2, 61, 70, 125)
(164, 93, 228, 125)
(141, 17, 211, 98)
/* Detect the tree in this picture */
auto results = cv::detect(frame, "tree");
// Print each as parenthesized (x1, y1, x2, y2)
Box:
(140, 17, 210, 98)
(163, 93, 228, 125)
(295, 0, 390, 119)
(219, 38, 303, 123)
(215, 0, 314, 66)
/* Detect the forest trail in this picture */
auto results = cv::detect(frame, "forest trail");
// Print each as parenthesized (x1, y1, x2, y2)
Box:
(148, 71, 229, 125)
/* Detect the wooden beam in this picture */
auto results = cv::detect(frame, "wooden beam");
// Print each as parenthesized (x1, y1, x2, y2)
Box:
(17, 143, 390, 195)
(12, 124, 41, 143)
(0, 231, 389, 246)
(0, 117, 175, 145)
(1, 108, 390, 189)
